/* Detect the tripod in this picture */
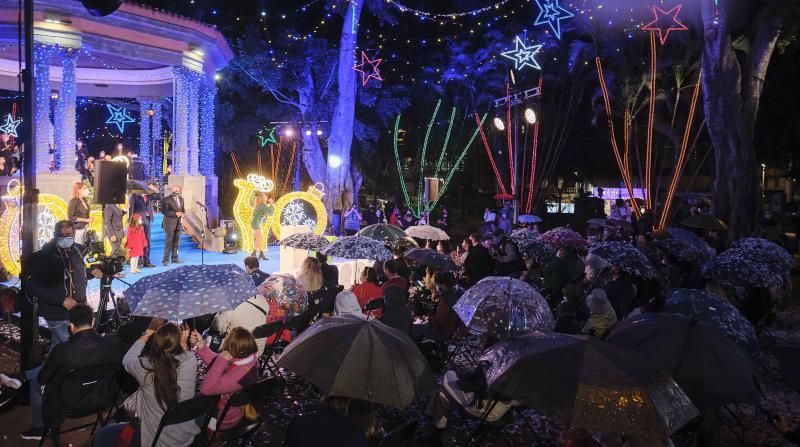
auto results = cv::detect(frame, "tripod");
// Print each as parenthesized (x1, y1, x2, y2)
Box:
(95, 274, 132, 334)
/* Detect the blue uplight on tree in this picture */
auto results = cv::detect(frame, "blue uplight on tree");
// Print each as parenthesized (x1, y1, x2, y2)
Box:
(0, 114, 21, 137)
(105, 104, 135, 133)
(501, 36, 543, 71)
(533, 0, 574, 40)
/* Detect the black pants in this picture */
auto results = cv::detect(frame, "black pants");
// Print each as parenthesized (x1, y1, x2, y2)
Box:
(163, 217, 181, 262)
(142, 217, 151, 264)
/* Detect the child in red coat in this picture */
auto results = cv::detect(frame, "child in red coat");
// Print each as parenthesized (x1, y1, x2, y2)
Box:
(125, 213, 148, 274)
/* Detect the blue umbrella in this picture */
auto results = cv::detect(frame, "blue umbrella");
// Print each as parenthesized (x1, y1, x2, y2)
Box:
(124, 264, 259, 320)
(665, 288, 758, 355)
(665, 227, 712, 255)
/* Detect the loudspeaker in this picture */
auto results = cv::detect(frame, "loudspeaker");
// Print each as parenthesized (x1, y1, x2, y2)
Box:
(94, 160, 128, 204)
(424, 177, 441, 202)
(80, 0, 122, 17)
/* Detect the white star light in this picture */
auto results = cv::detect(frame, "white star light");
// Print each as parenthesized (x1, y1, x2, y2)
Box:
(534, 0, 574, 40)
(501, 36, 543, 71)
(0, 114, 21, 137)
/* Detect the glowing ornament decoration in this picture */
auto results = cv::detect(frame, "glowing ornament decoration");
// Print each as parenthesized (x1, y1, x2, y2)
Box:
(352, 51, 383, 86)
(233, 174, 276, 253)
(501, 36, 543, 71)
(105, 104, 136, 133)
(247, 173, 274, 193)
(257, 127, 278, 146)
(270, 183, 327, 240)
(642, 4, 688, 45)
(533, 0, 574, 40)
(0, 114, 21, 137)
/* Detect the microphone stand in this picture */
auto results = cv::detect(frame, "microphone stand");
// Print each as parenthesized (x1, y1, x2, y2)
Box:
(196, 201, 208, 266)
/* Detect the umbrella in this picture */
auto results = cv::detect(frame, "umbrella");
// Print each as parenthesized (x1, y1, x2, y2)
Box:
(320, 236, 392, 261)
(279, 232, 331, 251)
(405, 224, 450, 241)
(509, 227, 539, 245)
(731, 237, 794, 273)
(652, 239, 709, 264)
(358, 223, 408, 243)
(257, 273, 308, 319)
(606, 313, 761, 408)
(665, 288, 758, 355)
(665, 227, 712, 254)
(681, 215, 728, 231)
(403, 248, 457, 271)
(587, 241, 657, 278)
(481, 334, 698, 439)
(125, 264, 258, 320)
(703, 247, 783, 288)
(389, 237, 419, 252)
(453, 277, 554, 338)
(539, 227, 588, 251)
(514, 238, 555, 266)
(276, 316, 436, 409)
(518, 214, 543, 224)
(586, 217, 607, 226)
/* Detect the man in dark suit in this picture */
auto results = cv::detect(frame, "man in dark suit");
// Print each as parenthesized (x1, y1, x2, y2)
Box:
(128, 183, 157, 268)
(162, 184, 185, 265)
(103, 203, 125, 258)
(19, 304, 123, 439)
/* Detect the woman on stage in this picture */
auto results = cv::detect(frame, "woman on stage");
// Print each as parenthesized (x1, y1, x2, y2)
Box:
(67, 182, 91, 245)
(250, 193, 271, 260)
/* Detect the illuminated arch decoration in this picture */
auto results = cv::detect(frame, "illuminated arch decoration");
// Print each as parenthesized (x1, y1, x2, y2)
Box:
(271, 183, 327, 240)
(0, 180, 68, 276)
(233, 174, 276, 252)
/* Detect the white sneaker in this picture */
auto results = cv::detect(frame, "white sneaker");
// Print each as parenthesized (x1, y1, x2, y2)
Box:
(0, 373, 22, 389)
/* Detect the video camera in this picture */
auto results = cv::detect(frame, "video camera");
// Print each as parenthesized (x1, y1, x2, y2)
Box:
(84, 230, 125, 277)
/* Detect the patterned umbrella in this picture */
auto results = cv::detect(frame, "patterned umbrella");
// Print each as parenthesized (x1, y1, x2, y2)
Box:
(732, 238, 794, 272)
(703, 248, 783, 288)
(587, 241, 657, 278)
(539, 227, 588, 251)
(518, 214, 543, 223)
(665, 227, 712, 254)
(320, 235, 393, 261)
(652, 239, 709, 264)
(509, 227, 539, 246)
(404, 248, 457, 271)
(405, 224, 450, 241)
(358, 223, 408, 242)
(453, 276, 554, 338)
(665, 288, 758, 355)
(481, 333, 698, 439)
(510, 229, 555, 266)
(257, 273, 308, 319)
(125, 264, 258, 320)
(279, 232, 331, 251)
(682, 215, 728, 231)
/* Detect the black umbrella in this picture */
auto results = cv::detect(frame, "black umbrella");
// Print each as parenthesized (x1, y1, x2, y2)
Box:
(665, 227, 711, 254)
(276, 316, 436, 409)
(652, 238, 710, 264)
(606, 313, 762, 408)
(403, 248, 457, 271)
(481, 334, 698, 439)
(703, 247, 783, 288)
(358, 223, 408, 243)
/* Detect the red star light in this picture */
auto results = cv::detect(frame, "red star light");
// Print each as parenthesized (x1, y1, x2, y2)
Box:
(642, 4, 688, 45)
(352, 51, 383, 86)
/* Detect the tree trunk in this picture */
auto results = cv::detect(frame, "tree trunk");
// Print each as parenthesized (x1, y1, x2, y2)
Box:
(351, 164, 363, 203)
(326, 0, 364, 213)
(701, 0, 780, 240)
(298, 58, 327, 185)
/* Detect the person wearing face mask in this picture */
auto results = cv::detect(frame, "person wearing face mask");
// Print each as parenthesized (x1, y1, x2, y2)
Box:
(162, 185, 186, 265)
(67, 182, 92, 245)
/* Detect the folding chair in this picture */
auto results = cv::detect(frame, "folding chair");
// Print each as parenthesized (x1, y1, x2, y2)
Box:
(252, 321, 285, 377)
(39, 363, 120, 447)
(377, 418, 418, 447)
(207, 377, 281, 446)
(464, 400, 516, 447)
(150, 394, 219, 447)
(365, 298, 384, 320)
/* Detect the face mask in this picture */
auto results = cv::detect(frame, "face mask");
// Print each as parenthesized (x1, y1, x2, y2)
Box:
(172, 192, 180, 196)
(81, 189, 89, 198)
(57, 237, 74, 249)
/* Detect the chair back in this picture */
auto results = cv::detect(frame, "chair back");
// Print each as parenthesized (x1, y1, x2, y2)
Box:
(50, 363, 120, 417)
(282, 313, 312, 333)
(251, 321, 283, 340)
(215, 378, 280, 429)
(377, 419, 419, 447)
(151, 394, 219, 447)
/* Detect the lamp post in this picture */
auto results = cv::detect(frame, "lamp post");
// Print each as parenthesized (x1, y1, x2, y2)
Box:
(761, 163, 767, 191)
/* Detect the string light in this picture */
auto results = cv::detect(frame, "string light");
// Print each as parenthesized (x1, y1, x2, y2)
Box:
(199, 80, 217, 176)
(417, 100, 441, 214)
(393, 115, 415, 215)
(383, 0, 513, 20)
(427, 114, 485, 213)
(34, 44, 53, 173)
(138, 98, 152, 172)
(475, 112, 508, 196)
(645, 31, 657, 209)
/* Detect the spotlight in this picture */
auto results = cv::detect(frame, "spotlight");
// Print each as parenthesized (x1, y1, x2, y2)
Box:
(328, 155, 342, 168)
(316, 130, 323, 136)
(493, 117, 505, 131)
(50, 90, 59, 100)
(222, 220, 239, 254)
(305, 129, 312, 136)
(284, 128, 295, 137)
(214, 73, 222, 82)
(146, 109, 155, 117)
(524, 108, 537, 124)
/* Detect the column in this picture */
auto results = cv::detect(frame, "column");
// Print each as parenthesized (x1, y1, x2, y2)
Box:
(198, 79, 216, 177)
(152, 100, 163, 178)
(172, 67, 189, 175)
(187, 74, 200, 175)
(33, 44, 53, 174)
(137, 98, 152, 173)
(54, 49, 79, 174)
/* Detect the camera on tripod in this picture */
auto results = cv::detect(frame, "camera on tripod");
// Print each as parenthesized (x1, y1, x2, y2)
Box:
(84, 230, 125, 276)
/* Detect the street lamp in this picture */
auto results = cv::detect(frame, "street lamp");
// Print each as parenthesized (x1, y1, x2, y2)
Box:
(493, 117, 505, 131)
(761, 163, 767, 190)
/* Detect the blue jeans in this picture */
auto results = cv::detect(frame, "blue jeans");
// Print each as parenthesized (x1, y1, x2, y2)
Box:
(93, 422, 139, 447)
(26, 319, 70, 429)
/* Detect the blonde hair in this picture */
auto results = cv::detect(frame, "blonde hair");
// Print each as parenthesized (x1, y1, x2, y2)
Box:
(298, 257, 323, 292)
(71, 182, 86, 200)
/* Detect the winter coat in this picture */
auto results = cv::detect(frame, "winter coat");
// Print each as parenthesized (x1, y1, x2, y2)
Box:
(125, 225, 148, 258)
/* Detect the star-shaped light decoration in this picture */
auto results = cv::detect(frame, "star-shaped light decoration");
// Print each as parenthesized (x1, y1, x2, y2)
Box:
(105, 104, 136, 133)
(352, 51, 383, 86)
(501, 36, 543, 71)
(642, 4, 688, 45)
(534, 0, 574, 40)
(257, 127, 278, 146)
(0, 114, 21, 137)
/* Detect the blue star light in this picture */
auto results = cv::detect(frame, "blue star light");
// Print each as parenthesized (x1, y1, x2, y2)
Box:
(534, 0, 574, 39)
(0, 114, 21, 137)
(105, 104, 136, 133)
(501, 36, 543, 71)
